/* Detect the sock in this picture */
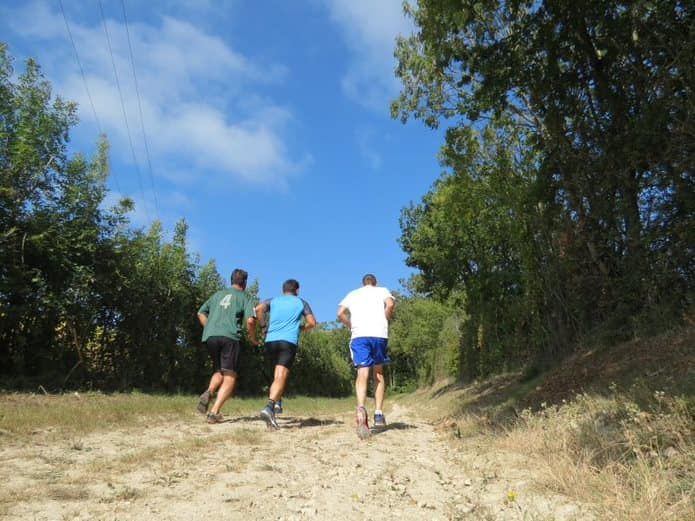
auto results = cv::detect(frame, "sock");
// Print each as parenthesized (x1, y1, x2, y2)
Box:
(375, 409, 383, 416)
(266, 399, 275, 409)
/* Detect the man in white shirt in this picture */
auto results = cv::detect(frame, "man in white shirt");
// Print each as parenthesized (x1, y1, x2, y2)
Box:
(337, 274, 395, 439)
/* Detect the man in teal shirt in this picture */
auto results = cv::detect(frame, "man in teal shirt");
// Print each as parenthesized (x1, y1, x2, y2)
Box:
(197, 268, 259, 423)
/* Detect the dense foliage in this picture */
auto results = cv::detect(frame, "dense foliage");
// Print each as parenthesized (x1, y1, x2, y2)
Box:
(0, 45, 360, 395)
(393, 0, 694, 377)
(0, 43, 221, 391)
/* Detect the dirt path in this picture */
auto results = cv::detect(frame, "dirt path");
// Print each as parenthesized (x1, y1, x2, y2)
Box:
(0, 403, 594, 520)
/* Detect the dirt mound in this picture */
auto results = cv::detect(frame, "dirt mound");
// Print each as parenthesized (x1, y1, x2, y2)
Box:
(528, 326, 694, 407)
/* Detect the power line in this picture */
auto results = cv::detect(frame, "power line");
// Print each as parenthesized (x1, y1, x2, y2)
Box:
(58, 0, 102, 134)
(98, 0, 151, 221)
(57, 0, 123, 193)
(120, 0, 160, 218)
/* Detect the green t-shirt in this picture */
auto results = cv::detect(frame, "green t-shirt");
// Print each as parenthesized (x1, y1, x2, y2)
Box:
(198, 288, 256, 342)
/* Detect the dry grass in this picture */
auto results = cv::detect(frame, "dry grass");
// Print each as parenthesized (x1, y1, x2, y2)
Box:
(414, 356, 694, 520)
(0, 392, 196, 438)
(0, 392, 354, 440)
(427, 393, 694, 520)
(497, 391, 694, 521)
(47, 485, 90, 502)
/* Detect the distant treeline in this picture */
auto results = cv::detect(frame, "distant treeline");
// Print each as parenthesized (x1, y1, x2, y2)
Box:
(392, 0, 693, 377)
(0, 44, 452, 394)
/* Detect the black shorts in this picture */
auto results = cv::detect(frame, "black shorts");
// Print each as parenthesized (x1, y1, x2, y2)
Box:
(265, 340, 298, 369)
(205, 336, 241, 374)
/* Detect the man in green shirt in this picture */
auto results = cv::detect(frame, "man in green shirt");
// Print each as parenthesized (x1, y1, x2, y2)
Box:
(196, 268, 259, 423)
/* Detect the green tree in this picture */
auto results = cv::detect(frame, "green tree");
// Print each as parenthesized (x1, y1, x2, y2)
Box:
(290, 324, 353, 396)
(0, 44, 124, 383)
(389, 296, 462, 387)
(0, 44, 228, 392)
(393, 1, 694, 373)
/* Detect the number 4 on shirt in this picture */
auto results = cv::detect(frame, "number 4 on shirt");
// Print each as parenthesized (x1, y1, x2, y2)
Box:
(219, 294, 232, 309)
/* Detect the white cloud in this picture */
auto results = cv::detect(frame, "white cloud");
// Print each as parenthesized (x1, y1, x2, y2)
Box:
(5, 1, 301, 190)
(324, 0, 412, 112)
(356, 127, 382, 170)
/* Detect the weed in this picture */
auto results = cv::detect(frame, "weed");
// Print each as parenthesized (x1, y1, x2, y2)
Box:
(48, 485, 89, 501)
(113, 486, 141, 501)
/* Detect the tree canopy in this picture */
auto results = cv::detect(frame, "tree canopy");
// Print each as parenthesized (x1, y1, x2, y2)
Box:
(393, 1, 693, 376)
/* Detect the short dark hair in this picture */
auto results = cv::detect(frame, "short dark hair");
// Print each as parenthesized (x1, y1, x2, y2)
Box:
(231, 269, 248, 288)
(362, 273, 377, 286)
(282, 279, 299, 294)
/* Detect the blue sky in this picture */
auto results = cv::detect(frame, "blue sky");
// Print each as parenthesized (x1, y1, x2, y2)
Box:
(1, 0, 444, 321)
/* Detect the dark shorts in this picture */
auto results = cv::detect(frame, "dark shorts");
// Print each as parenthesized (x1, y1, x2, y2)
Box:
(205, 336, 241, 374)
(350, 337, 390, 368)
(265, 340, 298, 369)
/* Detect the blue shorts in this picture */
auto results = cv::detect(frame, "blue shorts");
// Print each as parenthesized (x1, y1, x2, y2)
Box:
(350, 337, 390, 368)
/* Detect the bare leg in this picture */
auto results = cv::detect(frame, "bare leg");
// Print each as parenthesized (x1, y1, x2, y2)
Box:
(373, 365, 386, 411)
(269, 365, 290, 402)
(355, 366, 370, 407)
(210, 372, 237, 414)
(207, 371, 223, 394)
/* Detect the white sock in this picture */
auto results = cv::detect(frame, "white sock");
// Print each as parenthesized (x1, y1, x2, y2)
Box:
(375, 409, 383, 415)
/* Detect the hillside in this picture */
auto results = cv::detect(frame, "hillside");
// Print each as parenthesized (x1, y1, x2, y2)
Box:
(405, 325, 694, 520)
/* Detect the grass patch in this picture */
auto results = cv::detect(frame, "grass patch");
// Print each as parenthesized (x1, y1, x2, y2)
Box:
(411, 326, 695, 521)
(0, 392, 355, 439)
(499, 390, 695, 521)
(0, 392, 196, 437)
(47, 485, 89, 501)
(112, 486, 141, 502)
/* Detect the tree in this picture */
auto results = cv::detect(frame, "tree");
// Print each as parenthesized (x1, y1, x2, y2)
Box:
(0, 43, 114, 380)
(389, 296, 461, 387)
(393, 1, 694, 373)
(0, 44, 229, 392)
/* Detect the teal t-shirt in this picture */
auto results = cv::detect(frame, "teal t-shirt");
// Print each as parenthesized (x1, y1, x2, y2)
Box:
(262, 295, 313, 346)
(198, 288, 255, 342)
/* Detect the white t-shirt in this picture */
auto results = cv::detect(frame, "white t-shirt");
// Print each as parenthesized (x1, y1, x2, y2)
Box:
(339, 285, 394, 339)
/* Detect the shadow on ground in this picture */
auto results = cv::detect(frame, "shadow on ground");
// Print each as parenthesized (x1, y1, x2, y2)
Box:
(370, 421, 416, 436)
(205, 415, 343, 429)
(213, 415, 261, 424)
(280, 416, 344, 428)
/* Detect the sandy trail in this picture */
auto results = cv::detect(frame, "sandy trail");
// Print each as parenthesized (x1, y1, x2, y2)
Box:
(0, 402, 593, 520)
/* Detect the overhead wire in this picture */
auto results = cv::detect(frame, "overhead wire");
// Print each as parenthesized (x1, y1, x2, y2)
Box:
(57, 0, 121, 193)
(119, 0, 160, 218)
(98, 0, 151, 222)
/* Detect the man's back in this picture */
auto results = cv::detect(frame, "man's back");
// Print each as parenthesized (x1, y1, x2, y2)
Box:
(340, 285, 393, 339)
(264, 295, 312, 345)
(199, 288, 253, 341)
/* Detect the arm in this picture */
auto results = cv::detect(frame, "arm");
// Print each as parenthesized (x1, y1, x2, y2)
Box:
(197, 297, 211, 327)
(337, 306, 351, 330)
(246, 316, 260, 346)
(302, 314, 317, 333)
(385, 297, 395, 321)
(197, 312, 208, 327)
(254, 302, 269, 328)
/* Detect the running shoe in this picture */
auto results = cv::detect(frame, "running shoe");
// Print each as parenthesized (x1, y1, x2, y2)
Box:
(274, 400, 283, 415)
(260, 405, 279, 430)
(356, 406, 371, 439)
(374, 412, 386, 427)
(197, 390, 211, 414)
(206, 412, 223, 424)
